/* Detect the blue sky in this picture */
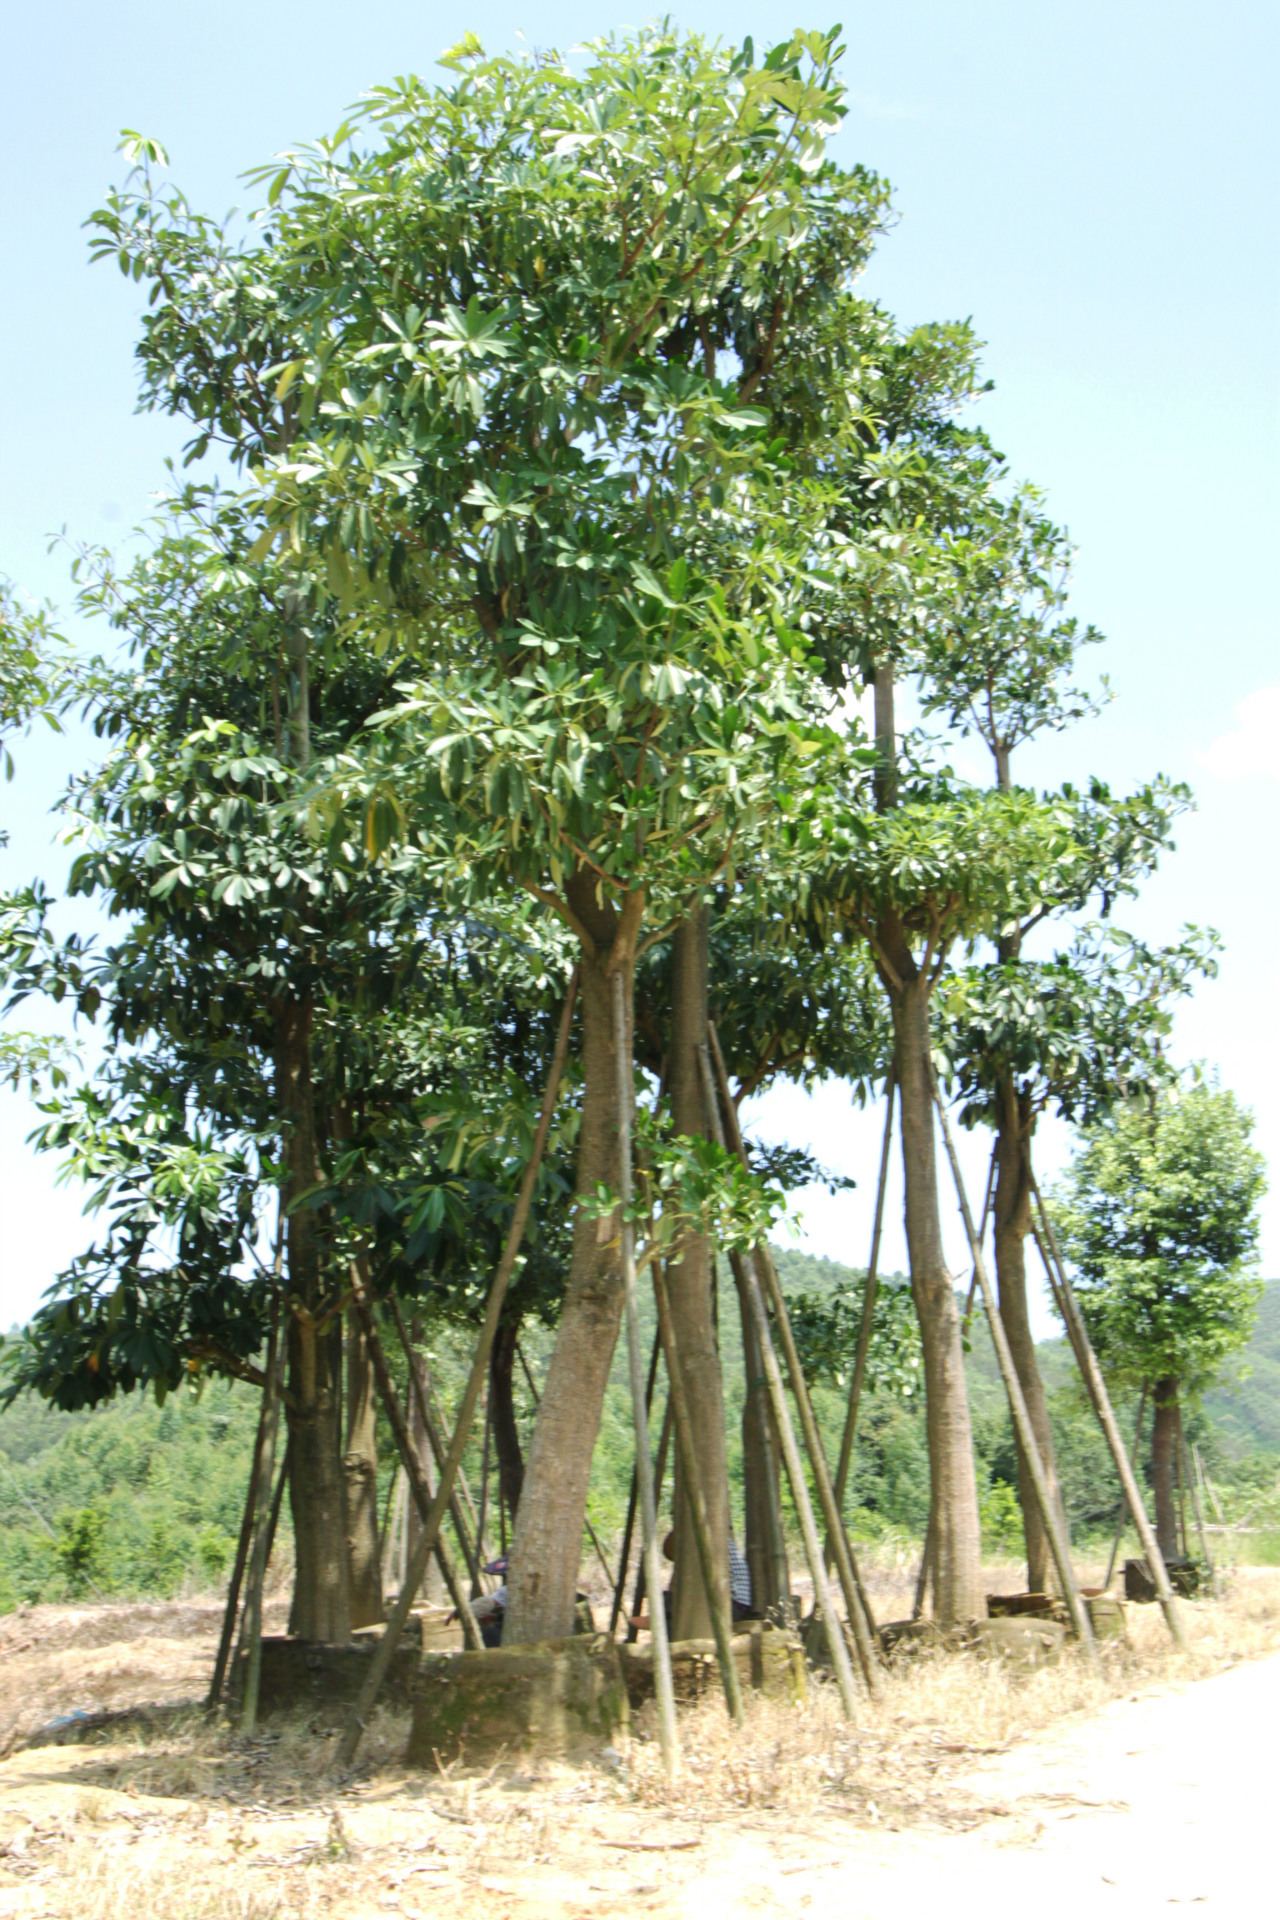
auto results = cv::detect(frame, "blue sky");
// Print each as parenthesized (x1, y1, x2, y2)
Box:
(2, 0, 1277, 1328)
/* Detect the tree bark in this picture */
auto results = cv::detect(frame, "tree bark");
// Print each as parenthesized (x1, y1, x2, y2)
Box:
(277, 996, 352, 1644)
(889, 956, 985, 1625)
(1151, 1378, 1181, 1562)
(489, 1316, 525, 1528)
(343, 1307, 384, 1627)
(666, 908, 731, 1640)
(737, 1257, 790, 1615)
(504, 877, 642, 1644)
(992, 1079, 1067, 1593)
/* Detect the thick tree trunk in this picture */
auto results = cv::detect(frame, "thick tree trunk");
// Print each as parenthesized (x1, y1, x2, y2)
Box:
(1151, 1378, 1181, 1562)
(489, 1317, 525, 1529)
(343, 1308, 384, 1628)
(992, 1083, 1067, 1593)
(504, 880, 643, 1644)
(666, 908, 731, 1640)
(277, 996, 352, 1644)
(889, 958, 985, 1626)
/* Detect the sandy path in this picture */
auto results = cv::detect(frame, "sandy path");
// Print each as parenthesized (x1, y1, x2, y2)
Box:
(697, 1654, 1273, 1917)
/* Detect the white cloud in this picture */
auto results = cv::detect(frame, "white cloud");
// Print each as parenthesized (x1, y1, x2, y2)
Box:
(1197, 686, 1280, 780)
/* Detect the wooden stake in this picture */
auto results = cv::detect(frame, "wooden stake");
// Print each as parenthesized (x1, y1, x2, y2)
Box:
(705, 1029, 880, 1700)
(651, 1257, 744, 1722)
(606, 1330, 657, 1635)
(334, 966, 579, 1771)
(911, 1503, 934, 1621)
(931, 1079, 1099, 1668)
(832, 1067, 896, 1517)
(961, 1146, 999, 1340)
(1029, 1176, 1186, 1650)
(239, 1315, 285, 1732)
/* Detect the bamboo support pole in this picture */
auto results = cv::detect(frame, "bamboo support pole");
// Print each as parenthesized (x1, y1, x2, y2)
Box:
(702, 1042, 862, 1721)
(606, 1330, 661, 1635)
(931, 1078, 1099, 1668)
(705, 1029, 880, 1699)
(388, 1295, 489, 1592)
(1180, 1411, 1216, 1589)
(651, 1259, 744, 1721)
(239, 1317, 285, 1732)
(961, 1147, 1000, 1340)
(613, 968, 680, 1779)
(207, 1361, 272, 1710)
(350, 1276, 484, 1650)
(334, 967, 579, 1770)
(1104, 1387, 1147, 1590)
(832, 1069, 896, 1515)
(626, 1399, 673, 1641)
(911, 1503, 934, 1622)
(1029, 1176, 1186, 1650)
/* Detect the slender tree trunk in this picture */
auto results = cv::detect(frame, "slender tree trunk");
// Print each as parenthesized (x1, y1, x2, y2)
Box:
(666, 908, 731, 1640)
(343, 1307, 384, 1627)
(888, 956, 985, 1626)
(1151, 1378, 1181, 1562)
(992, 1081, 1066, 1593)
(737, 1261, 789, 1615)
(278, 997, 352, 1644)
(489, 1316, 525, 1528)
(504, 879, 643, 1644)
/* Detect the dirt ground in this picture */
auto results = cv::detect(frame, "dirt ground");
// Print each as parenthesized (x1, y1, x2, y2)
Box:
(1, 1572, 1277, 1918)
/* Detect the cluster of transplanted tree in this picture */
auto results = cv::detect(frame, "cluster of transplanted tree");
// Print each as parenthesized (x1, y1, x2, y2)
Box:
(0, 26, 1252, 1640)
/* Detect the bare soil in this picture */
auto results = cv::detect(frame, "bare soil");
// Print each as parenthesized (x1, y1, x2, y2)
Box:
(0, 1570, 1277, 1917)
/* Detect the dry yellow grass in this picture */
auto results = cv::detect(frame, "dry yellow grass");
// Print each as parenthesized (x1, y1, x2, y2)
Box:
(1, 1570, 1277, 1919)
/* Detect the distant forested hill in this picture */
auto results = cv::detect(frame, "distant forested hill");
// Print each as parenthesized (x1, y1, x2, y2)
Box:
(2, 1261, 1275, 1611)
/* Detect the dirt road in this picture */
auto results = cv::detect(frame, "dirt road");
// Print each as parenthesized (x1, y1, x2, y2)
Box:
(0, 1610, 1274, 1918)
(709, 1654, 1273, 1916)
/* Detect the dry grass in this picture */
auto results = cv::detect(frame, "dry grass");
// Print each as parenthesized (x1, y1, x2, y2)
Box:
(1, 1571, 1279, 1918)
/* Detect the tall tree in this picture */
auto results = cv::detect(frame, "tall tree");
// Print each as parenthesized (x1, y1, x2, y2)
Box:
(1055, 1082, 1265, 1561)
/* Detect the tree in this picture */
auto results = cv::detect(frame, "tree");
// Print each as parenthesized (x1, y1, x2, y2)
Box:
(1055, 1082, 1266, 1560)
(0, 500, 580, 1638)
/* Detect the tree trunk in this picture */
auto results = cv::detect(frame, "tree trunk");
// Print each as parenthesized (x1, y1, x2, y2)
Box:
(665, 908, 732, 1640)
(343, 1307, 384, 1628)
(277, 996, 352, 1644)
(992, 1081, 1067, 1593)
(737, 1260, 790, 1615)
(489, 1316, 525, 1529)
(504, 879, 643, 1644)
(889, 956, 985, 1626)
(1151, 1378, 1181, 1562)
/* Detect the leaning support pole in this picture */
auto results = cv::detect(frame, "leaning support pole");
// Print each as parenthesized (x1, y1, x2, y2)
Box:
(334, 967, 580, 1771)
(832, 1068, 896, 1516)
(387, 1295, 489, 1594)
(627, 1399, 674, 1642)
(207, 1360, 271, 1710)
(1029, 1176, 1187, 1652)
(651, 1257, 744, 1723)
(931, 1078, 1099, 1669)
(705, 1029, 880, 1699)
(613, 969, 680, 1780)
(608, 1331, 662, 1636)
(350, 1277, 484, 1651)
(1103, 1386, 1148, 1589)
(239, 1315, 286, 1732)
